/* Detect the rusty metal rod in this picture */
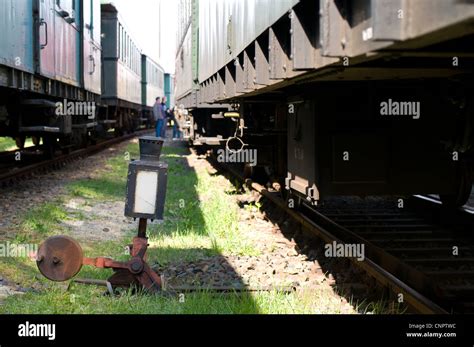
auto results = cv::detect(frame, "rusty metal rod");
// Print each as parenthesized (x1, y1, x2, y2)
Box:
(73, 278, 295, 293)
(73, 278, 110, 286)
(138, 218, 147, 238)
(166, 285, 295, 293)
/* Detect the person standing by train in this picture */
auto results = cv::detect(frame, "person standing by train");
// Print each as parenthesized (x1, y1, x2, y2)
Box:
(160, 96, 168, 138)
(153, 97, 165, 138)
(169, 107, 181, 140)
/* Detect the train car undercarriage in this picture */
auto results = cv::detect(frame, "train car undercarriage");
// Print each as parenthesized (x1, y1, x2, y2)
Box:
(187, 76, 473, 208)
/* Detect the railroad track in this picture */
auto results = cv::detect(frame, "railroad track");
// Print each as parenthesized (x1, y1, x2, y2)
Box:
(0, 129, 154, 187)
(212, 158, 474, 314)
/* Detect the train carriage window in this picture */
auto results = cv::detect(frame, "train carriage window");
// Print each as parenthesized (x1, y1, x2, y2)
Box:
(137, 52, 140, 75)
(124, 33, 127, 64)
(134, 46, 137, 73)
(119, 26, 122, 59)
(123, 32, 126, 64)
(117, 25, 122, 59)
(124, 31, 127, 63)
(126, 34, 129, 65)
(120, 26, 124, 61)
(131, 43, 134, 70)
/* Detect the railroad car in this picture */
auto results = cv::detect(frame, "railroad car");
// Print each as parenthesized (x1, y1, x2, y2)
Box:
(0, 0, 102, 155)
(100, 3, 144, 135)
(164, 73, 175, 109)
(175, 0, 234, 146)
(176, 0, 474, 207)
(141, 55, 165, 126)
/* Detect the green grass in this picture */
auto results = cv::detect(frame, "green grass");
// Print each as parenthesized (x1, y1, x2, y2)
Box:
(0, 137, 16, 151)
(2, 285, 318, 314)
(0, 141, 397, 314)
(0, 137, 37, 152)
(67, 146, 139, 201)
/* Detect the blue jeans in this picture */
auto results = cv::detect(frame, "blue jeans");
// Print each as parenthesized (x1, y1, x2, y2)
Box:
(155, 119, 164, 138)
(173, 124, 181, 139)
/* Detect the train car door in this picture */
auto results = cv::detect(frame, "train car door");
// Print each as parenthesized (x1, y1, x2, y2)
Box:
(83, 0, 101, 94)
(37, 0, 56, 78)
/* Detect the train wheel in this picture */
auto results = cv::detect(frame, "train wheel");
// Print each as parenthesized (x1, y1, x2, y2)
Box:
(42, 136, 56, 159)
(32, 136, 41, 147)
(15, 136, 26, 150)
(114, 128, 124, 137)
(59, 135, 74, 155)
(96, 124, 107, 139)
(440, 162, 472, 208)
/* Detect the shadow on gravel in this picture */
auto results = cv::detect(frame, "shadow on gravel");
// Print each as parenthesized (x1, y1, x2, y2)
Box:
(256, 198, 392, 313)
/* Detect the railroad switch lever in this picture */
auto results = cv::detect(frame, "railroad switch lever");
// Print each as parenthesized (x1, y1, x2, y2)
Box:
(36, 137, 168, 293)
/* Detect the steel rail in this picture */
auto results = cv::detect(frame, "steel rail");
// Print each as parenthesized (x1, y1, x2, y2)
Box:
(212, 158, 448, 314)
(0, 129, 154, 186)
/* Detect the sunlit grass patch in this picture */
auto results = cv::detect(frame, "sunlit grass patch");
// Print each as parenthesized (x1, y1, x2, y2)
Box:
(0, 286, 356, 314)
(15, 201, 70, 243)
(0, 137, 15, 151)
(0, 137, 37, 152)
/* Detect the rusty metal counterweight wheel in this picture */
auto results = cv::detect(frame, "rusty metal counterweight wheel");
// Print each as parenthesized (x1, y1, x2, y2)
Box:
(36, 236, 84, 282)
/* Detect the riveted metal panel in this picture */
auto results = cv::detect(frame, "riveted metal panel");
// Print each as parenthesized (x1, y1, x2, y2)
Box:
(224, 64, 236, 99)
(291, 1, 322, 70)
(290, 1, 339, 71)
(0, 0, 35, 73)
(243, 47, 256, 91)
(255, 34, 270, 86)
(269, 26, 287, 80)
(373, 0, 474, 42)
(217, 69, 226, 101)
(371, 0, 405, 41)
(320, 0, 390, 58)
(199, 0, 299, 83)
(235, 54, 245, 93)
(320, 0, 474, 58)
